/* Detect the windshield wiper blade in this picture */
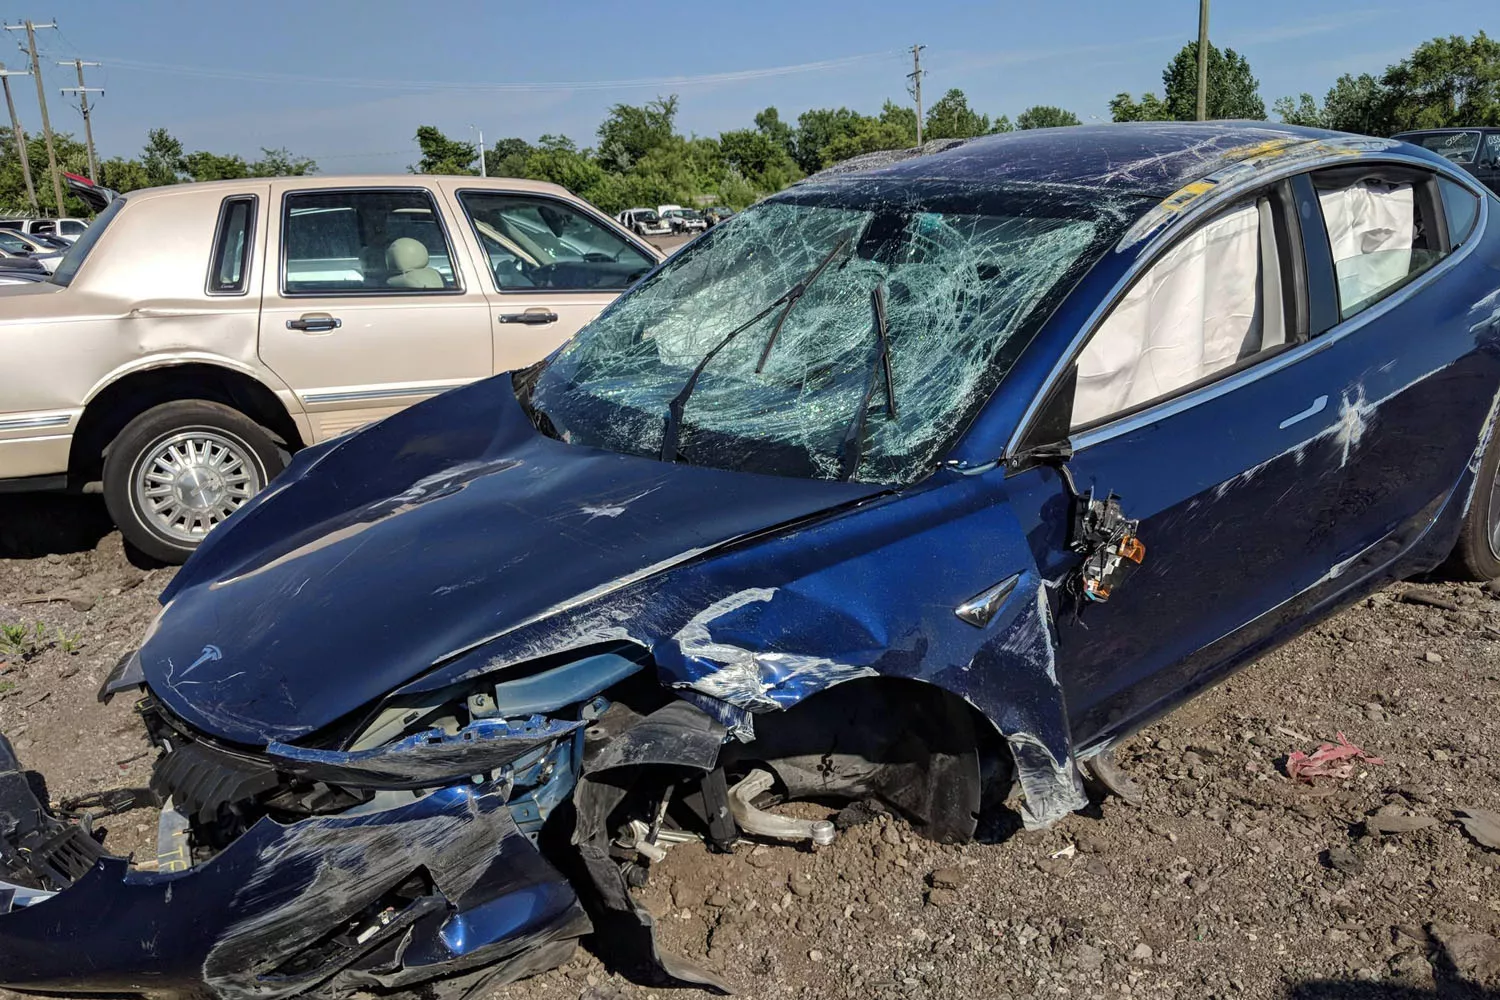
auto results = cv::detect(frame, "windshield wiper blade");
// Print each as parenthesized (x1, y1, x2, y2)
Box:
(659, 235, 850, 462)
(838, 281, 899, 481)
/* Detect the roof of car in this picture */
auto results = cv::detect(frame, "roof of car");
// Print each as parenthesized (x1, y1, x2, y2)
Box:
(802, 121, 1370, 198)
(1393, 127, 1500, 135)
(118, 174, 579, 203)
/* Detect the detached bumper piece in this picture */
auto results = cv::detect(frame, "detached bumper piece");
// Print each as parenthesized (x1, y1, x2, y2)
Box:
(0, 737, 590, 1000)
(0, 735, 105, 893)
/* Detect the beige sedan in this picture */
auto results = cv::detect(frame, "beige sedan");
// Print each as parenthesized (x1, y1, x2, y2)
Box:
(0, 175, 662, 562)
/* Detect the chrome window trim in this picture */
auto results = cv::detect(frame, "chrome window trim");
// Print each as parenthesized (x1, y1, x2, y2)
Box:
(204, 194, 258, 297)
(0, 413, 70, 431)
(277, 186, 467, 298)
(1005, 152, 1492, 461)
(453, 187, 659, 296)
(301, 382, 471, 405)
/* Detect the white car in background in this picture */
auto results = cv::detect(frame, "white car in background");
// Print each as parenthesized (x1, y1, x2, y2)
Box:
(617, 207, 672, 237)
(656, 205, 707, 233)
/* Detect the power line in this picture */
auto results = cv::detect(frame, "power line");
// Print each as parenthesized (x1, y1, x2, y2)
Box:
(87, 51, 897, 94)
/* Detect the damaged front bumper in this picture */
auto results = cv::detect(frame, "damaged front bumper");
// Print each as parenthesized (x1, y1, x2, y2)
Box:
(0, 750, 589, 999)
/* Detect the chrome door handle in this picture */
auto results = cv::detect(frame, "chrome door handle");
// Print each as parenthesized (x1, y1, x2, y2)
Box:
(497, 309, 559, 326)
(1279, 394, 1328, 429)
(286, 313, 342, 333)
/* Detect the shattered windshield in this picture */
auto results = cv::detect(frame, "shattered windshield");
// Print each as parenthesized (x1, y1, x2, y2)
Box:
(521, 182, 1134, 485)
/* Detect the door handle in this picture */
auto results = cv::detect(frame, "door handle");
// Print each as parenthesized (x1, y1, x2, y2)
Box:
(497, 308, 559, 326)
(1279, 394, 1328, 429)
(286, 313, 342, 333)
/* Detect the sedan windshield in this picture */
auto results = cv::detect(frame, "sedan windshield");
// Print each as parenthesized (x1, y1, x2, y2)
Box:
(522, 183, 1136, 485)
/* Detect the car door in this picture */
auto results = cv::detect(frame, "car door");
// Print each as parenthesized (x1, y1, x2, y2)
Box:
(258, 184, 494, 443)
(1303, 164, 1498, 574)
(440, 185, 660, 373)
(1004, 181, 1357, 745)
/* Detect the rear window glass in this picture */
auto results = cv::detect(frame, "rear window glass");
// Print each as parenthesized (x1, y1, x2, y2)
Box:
(49, 198, 124, 288)
(208, 196, 256, 295)
(1438, 176, 1480, 248)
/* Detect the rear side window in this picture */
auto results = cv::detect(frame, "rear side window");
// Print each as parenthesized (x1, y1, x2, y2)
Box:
(207, 196, 257, 295)
(49, 197, 125, 288)
(1313, 170, 1451, 320)
(281, 189, 459, 295)
(1438, 176, 1480, 249)
(58, 219, 86, 236)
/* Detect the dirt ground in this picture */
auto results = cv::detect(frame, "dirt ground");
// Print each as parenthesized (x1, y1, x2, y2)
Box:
(3, 493, 1500, 1000)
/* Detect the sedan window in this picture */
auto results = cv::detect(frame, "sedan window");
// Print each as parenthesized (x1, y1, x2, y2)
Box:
(1314, 174, 1447, 319)
(458, 192, 655, 292)
(1072, 197, 1288, 429)
(282, 189, 459, 294)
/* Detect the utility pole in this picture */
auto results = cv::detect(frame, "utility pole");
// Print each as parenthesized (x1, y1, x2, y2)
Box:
(1196, 0, 1210, 121)
(908, 43, 925, 146)
(5, 21, 64, 216)
(60, 59, 102, 183)
(470, 124, 485, 177)
(0, 63, 37, 214)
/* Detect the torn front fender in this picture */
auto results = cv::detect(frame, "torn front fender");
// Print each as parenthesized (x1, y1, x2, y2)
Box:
(0, 779, 588, 1000)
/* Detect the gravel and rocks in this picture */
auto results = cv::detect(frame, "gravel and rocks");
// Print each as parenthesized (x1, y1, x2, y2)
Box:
(3, 496, 1499, 999)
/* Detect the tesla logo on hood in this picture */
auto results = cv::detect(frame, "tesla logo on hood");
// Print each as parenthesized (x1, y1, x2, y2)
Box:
(183, 644, 223, 675)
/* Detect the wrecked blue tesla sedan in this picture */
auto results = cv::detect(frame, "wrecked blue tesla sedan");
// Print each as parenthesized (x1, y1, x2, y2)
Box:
(2, 122, 1499, 997)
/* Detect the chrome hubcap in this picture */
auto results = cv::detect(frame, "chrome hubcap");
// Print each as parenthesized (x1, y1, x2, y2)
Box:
(133, 430, 263, 544)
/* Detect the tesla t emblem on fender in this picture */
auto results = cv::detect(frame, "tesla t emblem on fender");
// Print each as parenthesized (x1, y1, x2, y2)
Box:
(955, 573, 1021, 628)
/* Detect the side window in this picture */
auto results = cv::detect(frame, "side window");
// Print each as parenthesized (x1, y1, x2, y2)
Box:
(1313, 171, 1449, 320)
(282, 189, 459, 295)
(1486, 134, 1500, 167)
(1438, 177, 1480, 249)
(59, 220, 86, 236)
(32, 221, 54, 235)
(207, 196, 256, 295)
(1072, 197, 1288, 429)
(457, 191, 655, 292)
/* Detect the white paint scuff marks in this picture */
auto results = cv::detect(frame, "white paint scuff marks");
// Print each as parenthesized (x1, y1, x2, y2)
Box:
(671, 587, 876, 710)
(579, 488, 659, 521)
(1334, 384, 1369, 468)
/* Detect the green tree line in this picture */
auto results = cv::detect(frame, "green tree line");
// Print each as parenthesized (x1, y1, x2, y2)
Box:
(411, 93, 1082, 216)
(0, 126, 316, 216)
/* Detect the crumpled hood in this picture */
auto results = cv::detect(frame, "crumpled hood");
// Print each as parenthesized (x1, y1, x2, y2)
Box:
(145, 378, 880, 745)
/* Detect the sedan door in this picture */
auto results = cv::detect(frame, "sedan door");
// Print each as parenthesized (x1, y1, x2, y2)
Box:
(1004, 182, 1351, 746)
(258, 185, 494, 442)
(440, 185, 661, 374)
(1302, 165, 1500, 575)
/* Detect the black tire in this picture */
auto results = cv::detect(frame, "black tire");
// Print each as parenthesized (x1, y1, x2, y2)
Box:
(102, 400, 284, 565)
(1445, 421, 1500, 580)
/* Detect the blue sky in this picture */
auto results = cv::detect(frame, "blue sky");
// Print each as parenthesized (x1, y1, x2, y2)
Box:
(8, 0, 1492, 173)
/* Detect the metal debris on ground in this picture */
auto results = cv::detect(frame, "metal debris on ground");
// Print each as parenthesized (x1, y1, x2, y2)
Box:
(1284, 732, 1384, 782)
(1454, 807, 1500, 850)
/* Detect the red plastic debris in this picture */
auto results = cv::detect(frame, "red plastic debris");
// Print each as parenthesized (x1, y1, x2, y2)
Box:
(1285, 732, 1385, 782)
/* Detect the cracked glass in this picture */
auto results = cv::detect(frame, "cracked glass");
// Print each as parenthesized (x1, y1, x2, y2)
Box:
(522, 181, 1140, 485)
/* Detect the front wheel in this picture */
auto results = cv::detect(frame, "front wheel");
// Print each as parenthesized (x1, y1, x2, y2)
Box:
(103, 401, 284, 564)
(1446, 419, 1500, 580)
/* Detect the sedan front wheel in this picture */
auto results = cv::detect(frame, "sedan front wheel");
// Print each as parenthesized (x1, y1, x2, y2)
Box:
(103, 400, 285, 564)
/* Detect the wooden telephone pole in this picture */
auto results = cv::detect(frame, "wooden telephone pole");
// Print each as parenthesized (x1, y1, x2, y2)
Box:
(1196, 0, 1210, 121)
(0, 63, 37, 214)
(60, 59, 102, 183)
(5, 21, 65, 215)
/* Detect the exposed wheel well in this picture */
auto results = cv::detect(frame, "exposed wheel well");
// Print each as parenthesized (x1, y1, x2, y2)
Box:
(69, 364, 304, 487)
(719, 676, 1011, 844)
